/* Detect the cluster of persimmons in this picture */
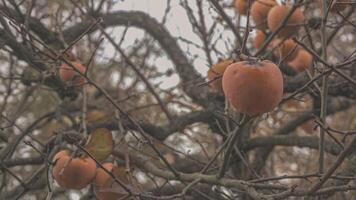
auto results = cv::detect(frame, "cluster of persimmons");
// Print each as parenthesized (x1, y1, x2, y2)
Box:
(52, 150, 124, 200)
(58, 52, 87, 91)
(207, 0, 351, 116)
(52, 1, 353, 198)
(54, 53, 125, 200)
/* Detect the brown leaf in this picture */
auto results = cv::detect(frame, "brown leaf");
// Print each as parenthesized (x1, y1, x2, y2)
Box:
(85, 128, 114, 161)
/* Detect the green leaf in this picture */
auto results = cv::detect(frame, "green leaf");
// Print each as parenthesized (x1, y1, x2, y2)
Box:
(85, 128, 114, 161)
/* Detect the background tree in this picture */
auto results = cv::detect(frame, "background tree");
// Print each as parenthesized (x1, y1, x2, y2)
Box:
(0, 0, 356, 199)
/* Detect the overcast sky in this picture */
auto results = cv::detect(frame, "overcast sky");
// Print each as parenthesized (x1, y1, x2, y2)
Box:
(108, 0, 239, 89)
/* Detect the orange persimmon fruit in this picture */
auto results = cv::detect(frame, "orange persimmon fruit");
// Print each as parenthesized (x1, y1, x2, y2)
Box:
(222, 60, 283, 115)
(52, 150, 97, 189)
(234, 0, 255, 15)
(59, 61, 86, 89)
(288, 49, 313, 72)
(270, 39, 299, 61)
(251, 0, 278, 30)
(253, 30, 266, 49)
(267, 5, 305, 38)
(94, 163, 130, 200)
(207, 59, 234, 91)
(94, 163, 115, 188)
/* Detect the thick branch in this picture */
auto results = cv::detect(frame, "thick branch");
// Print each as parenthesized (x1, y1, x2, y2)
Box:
(63, 11, 211, 104)
(3, 156, 43, 167)
(90, 110, 215, 140)
(0, 6, 63, 48)
(284, 72, 356, 99)
(243, 135, 342, 156)
(249, 97, 352, 174)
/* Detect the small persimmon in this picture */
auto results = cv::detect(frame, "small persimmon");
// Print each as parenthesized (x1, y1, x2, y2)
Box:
(207, 59, 234, 91)
(59, 61, 86, 89)
(251, 0, 277, 30)
(270, 39, 299, 61)
(94, 163, 128, 200)
(94, 163, 114, 186)
(234, 0, 255, 15)
(287, 49, 313, 72)
(52, 150, 97, 189)
(267, 5, 305, 38)
(253, 30, 266, 49)
(222, 60, 283, 115)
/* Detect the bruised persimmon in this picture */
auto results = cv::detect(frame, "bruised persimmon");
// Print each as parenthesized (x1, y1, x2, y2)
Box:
(234, 0, 255, 15)
(288, 49, 313, 72)
(94, 163, 129, 200)
(251, 0, 277, 30)
(59, 61, 86, 89)
(207, 59, 234, 91)
(270, 39, 299, 61)
(253, 30, 266, 49)
(222, 60, 283, 115)
(52, 150, 97, 189)
(267, 5, 305, 38)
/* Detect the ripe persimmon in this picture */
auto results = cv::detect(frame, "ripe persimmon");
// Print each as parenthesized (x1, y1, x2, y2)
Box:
(52, 150, 97, 189)
(94, 163, 129, 200)
(207, 59, 234, 91)
(234, 0, 255, 15)
(253, 30, 266, 49)
(251, 0, 277, 30)
(270, 39, 299, 61)
(222, 60, 283, 115)
(267, 5, 305, 38)
(287, 49, 313, 72)
(59, 61, 86, 89)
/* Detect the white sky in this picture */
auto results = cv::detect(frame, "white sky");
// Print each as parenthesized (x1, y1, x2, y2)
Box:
(108, 0, 238, 89)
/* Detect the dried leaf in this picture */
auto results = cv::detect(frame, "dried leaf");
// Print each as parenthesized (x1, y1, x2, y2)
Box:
(86, 110, 109, 124)
(85, 128, 114, 161)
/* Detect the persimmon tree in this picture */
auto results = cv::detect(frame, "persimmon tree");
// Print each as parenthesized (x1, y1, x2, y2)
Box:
(0, 0, 356, 200)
